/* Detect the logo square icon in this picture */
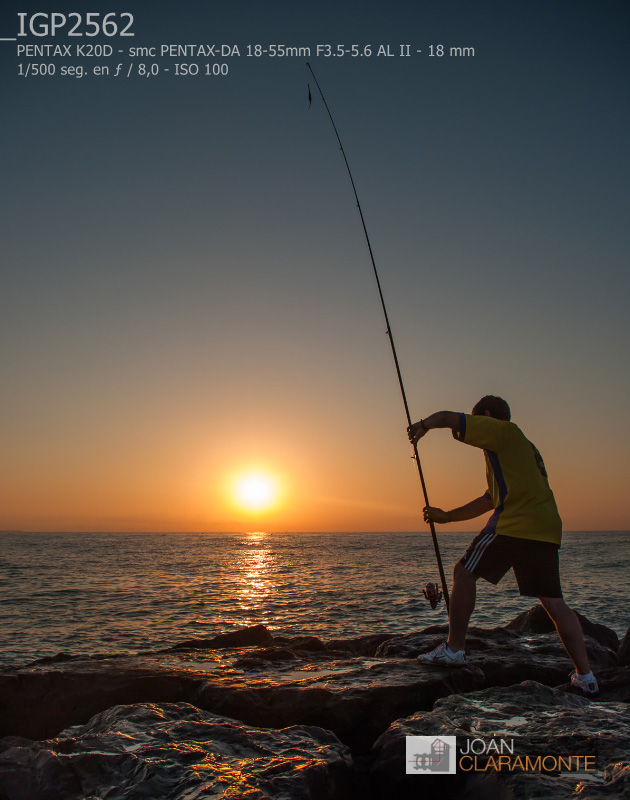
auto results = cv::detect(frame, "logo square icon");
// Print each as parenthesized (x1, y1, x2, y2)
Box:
(406, 736, 457, 774)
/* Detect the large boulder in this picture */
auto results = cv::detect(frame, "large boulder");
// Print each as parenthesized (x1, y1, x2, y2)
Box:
(370, 681, 630, 799)
(505, 605, 619, 653)
(0, 702, 352, 800)
(194, 661, 485, 753)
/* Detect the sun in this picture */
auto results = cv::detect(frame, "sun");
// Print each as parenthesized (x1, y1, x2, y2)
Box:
(234, 473, 278, 513)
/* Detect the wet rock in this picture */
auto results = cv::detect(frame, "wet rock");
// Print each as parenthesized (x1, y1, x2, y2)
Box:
(277, 636, 329, 652)
(375, 620, 615, 689)
(0, 702, 352, 800)
(0, 736, 34, 755)
(233, 647, 298, 667)
(591, 665, 630, 702)
(371, 681, 630, 799)
(23, 653, 84, 668)
(165, 623, 273, 651)
(376, 624, 515, 658)
(193, 661, 485, 753)
(230, 656, 268, 670)
(325, 634, 394, 656)
(0, 651, 485, 753)
(205, 668, 481, 753)
(0, 610, 617, 748)
(0, 613, 626, 798)
(0, 667, 197, 742)
(505, 604, 619, 653)
(589, 763, 630, 797)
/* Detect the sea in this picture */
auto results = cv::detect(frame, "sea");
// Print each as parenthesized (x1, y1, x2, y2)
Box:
(1, 530, 628, 670)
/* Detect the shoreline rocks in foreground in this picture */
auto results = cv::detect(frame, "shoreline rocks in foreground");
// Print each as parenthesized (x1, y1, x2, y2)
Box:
(0, 703, 352, 800)
(0, 606, 628, 799)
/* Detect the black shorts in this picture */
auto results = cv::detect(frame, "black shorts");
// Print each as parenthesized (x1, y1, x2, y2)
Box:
(459, 531, 562, 598)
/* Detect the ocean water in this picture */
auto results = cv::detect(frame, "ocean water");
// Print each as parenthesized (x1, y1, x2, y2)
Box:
(1, 531, 628, 669)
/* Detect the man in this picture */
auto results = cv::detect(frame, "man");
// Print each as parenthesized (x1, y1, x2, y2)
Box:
(408, 395, 599, 696)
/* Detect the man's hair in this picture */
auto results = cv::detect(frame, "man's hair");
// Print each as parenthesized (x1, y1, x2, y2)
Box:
(472, 395, 511, 421)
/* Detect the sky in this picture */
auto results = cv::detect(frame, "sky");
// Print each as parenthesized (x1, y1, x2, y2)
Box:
(1, 0, 628, 533)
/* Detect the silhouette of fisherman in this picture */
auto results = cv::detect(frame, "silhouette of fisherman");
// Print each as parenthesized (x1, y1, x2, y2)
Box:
(408, 395, 599, 696)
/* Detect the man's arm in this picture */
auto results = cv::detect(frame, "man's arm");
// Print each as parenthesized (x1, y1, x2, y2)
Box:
(408, 411, 460, 445)
(424, 493, 494, 524)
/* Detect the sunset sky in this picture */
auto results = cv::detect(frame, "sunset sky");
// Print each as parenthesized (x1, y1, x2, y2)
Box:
(2, 0, 628, 533)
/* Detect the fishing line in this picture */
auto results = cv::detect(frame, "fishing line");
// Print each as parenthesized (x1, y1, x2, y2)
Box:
(306, 63, 450, 612)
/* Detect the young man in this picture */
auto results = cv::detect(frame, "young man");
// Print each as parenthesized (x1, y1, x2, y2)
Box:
(408, 395, 599, 696)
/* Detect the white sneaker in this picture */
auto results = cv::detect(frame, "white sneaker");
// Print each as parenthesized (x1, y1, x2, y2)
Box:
(417, 642, 466, 667)
(570, 671, 599, 697)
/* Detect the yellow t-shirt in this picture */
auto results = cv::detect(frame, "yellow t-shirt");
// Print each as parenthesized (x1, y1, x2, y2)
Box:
(453, 413, 562, 545)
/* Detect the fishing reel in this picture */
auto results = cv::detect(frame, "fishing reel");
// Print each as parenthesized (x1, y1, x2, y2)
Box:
(422, 582, 443, 609)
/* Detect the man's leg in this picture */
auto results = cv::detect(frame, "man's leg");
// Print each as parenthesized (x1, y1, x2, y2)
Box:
(418, 532, 502, 665)
(539, 596, 590, 675)
(447, 561, 479, 653)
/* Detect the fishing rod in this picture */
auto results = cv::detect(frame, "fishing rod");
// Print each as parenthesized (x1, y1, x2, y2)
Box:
(306, 63, 450, 613)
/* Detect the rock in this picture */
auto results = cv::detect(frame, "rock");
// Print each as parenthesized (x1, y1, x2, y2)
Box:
(0, 702, 352, 800)
(325, 634, 395, 656)
(591, 665, 630, 702)
(233, 647, 298, 668)
(0, 736, 34, 755)
(376, 625, 516, 658)
(195, 662, 485, 753)
(374, 621, 616, 689)
(0, 647, 485, 752)
(618, 627, 630, 667)
(165, 623, 273, 651)
(505, 604, 619, 653)
(1, 615, 627, 799)
(273, 636, 329, 652)
(589, 763, 630, 797)
(230, 656, 268, 670)
(0, 613, 619, 748)
(371, 681, 630, 799)
(23, 653, 84, 668)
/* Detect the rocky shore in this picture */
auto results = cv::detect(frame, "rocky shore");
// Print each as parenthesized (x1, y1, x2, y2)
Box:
(0, 605, 628, 799)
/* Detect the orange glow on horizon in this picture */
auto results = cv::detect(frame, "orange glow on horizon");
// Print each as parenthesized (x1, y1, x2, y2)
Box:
(2, 415, 629, 533)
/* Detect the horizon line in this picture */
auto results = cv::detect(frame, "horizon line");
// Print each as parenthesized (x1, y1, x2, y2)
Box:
(1, 529, 627, 535)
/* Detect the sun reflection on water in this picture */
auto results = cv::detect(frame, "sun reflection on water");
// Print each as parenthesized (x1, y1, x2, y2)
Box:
(236, 532, 273, 621)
